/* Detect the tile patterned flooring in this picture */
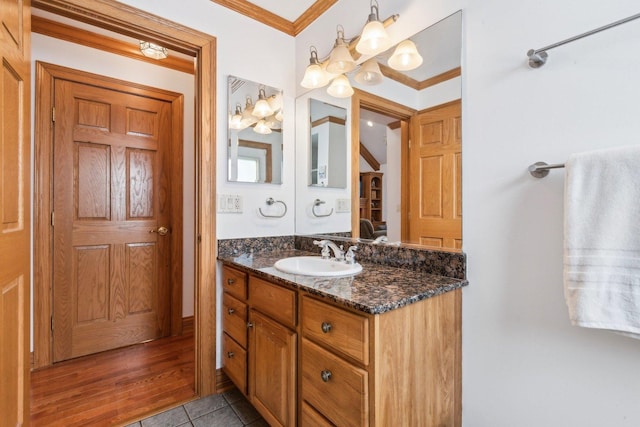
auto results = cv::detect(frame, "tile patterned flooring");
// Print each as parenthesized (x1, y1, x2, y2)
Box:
(126, 388, 267, 427)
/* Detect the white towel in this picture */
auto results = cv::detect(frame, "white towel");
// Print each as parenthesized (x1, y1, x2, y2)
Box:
(564, 144, 640, 338)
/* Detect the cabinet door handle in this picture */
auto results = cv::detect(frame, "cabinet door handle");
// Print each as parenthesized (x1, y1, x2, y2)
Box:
(227, 278, 235, 285)
(227, 351, 234, 358)
(227, 308, 235, 315)
(247, 322, 254, 328)
(321, 322, 332, 333)
(320, 370, 332, 382)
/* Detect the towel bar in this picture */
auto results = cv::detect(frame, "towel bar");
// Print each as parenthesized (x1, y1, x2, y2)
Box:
(312, 199, 333, 218)
(258, 197, 287, 218)
(528, 161, 565, 178)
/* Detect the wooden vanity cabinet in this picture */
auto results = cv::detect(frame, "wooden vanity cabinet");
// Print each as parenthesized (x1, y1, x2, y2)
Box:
(221, 264, 462, 427)
(221, 266, 248, 394)
(248, 276, 297, 427)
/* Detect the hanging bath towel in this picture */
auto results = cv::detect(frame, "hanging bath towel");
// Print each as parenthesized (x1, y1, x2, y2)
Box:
(564, 144, 640, 338)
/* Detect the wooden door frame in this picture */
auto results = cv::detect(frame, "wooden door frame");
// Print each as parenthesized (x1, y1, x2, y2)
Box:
(35, 61, 184, 363)
(32, 0, 217, 396)
(350, 89, 416, 240)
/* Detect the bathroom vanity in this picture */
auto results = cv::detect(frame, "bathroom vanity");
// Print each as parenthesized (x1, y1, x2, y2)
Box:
(219, 245, 466, 427)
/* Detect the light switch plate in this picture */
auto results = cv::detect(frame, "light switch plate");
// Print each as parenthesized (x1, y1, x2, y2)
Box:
(217, 194, 243, 213)
(336, 198, 350, 213)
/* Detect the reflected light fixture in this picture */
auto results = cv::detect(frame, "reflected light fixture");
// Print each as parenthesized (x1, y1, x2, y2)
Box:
(327, 74, 354, 98)
(139, 41, 168, 59)
(253, 119, 272, 134)
(301, 46, 330, 89)
(355, 0, 392, 55)
(252, 88, 274, 118)
(326, 25, 356, 75)
(240, 97, 258, 128)
(229, 103, 244, 130)
(354, 58, 383, 85)
(388, 39, 423, 71)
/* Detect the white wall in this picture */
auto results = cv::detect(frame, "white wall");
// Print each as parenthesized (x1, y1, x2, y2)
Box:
(31, 34, 196, 318)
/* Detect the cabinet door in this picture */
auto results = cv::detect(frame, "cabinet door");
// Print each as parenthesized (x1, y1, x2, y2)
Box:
(249, 309, 297, 427)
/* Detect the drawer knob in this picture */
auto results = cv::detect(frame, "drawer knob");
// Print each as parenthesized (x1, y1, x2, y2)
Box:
(321, 322, 332, 333)
(227, 308, 235, 315)
(227, 278, 235, 285)
(247, 322, 254, 328)
(227, 351, 234, 358)
(320, 370, 332, 382)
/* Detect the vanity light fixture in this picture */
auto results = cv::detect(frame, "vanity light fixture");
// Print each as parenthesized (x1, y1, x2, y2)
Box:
(326, 25, 356, 74)
(301, 46, 330, 89)
(354, 58, 383, 85)
(253, 119, 272, 134)
(139, 41, 168, 59)
(252, 88, 274, 118)
(240, 97, 258, 128)
(355, 0, 392, 55)
(229, 103, 244, 130)
(327, 74, 354, 98)
(387, 39, 423, 71)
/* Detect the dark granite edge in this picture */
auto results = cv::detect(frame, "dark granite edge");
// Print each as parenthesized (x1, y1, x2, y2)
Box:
(218, 256, 468, 315)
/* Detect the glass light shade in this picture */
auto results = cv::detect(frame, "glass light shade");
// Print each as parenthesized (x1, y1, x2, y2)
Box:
(327, 74, 354, 98)
(264, 113, 281, 129)
(275, 109, 283, 122)
(254, 119, 272, 134)
(240, 99, 257, 128)
(354, 58, 383, 85)
(326, 43, 356, 74)
(229, 104, 244, 130)
(301, 63, 329, 89)
(355, 20, 391, 55)
(267, 93, 283, 112)
(252, 89, 274, 118)
(139, 41, 168, 59)
(388, 39, 423, 71)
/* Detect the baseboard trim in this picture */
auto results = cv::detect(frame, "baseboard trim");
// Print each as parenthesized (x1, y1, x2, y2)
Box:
(182, 315, 194, 335)
(216, 368, 235, 393)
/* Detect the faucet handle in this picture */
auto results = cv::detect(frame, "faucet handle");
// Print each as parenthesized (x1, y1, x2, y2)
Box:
(313, 240, 331, 259)
(345, 245, 358, 264)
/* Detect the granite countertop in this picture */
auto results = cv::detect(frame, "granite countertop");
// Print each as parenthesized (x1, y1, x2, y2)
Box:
(218, 249, 468, 315)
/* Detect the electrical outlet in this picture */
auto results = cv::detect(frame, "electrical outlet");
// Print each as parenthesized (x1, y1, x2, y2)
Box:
(217, 194, 243, 213)
(336, 198, 351, 213)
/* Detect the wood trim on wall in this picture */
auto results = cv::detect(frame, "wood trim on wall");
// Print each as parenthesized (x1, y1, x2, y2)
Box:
(359, 142, 380, 171)
(380, 64, 462, 91)
(210, 0, 336, 36)
(31, 16, 195, 74)
(351, 89, 416, 238)
(310, 116, 346, 128)
(32, 0, 217, 397)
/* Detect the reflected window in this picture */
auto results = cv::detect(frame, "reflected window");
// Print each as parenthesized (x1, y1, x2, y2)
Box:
(237, 157, 259, 182)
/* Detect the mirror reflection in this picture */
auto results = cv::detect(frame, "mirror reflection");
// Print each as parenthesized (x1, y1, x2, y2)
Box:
(227, 76, 283, 184)
(296, 11, 463, 249)
(309, 99, 347, 188)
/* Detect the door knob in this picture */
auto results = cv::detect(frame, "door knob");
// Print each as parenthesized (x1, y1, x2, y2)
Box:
(150, 226, 169, 236)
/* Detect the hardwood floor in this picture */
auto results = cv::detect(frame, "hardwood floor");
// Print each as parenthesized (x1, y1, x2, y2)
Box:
(30, 324, 195, 426)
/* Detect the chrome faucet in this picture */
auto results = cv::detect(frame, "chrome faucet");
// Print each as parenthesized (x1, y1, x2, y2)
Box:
(345, 246, 358, 264)
(372, 235, 388, 244)
(313, 240, 344, 260)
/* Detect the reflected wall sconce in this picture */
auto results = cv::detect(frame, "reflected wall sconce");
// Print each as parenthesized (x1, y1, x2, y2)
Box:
(139, 41, 168, 59)
(229, 89, 283, 134)
(300, 0, 423, 98)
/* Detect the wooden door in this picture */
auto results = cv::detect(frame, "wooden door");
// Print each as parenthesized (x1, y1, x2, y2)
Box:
(408, 100, 462, 249)
(249, 309, 297, 427)
(0, 0, 31, 424)
(52, 77, 174, 362)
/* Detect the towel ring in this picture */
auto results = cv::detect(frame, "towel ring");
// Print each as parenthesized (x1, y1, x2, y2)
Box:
(312, 199, 333, 218)
(258, 197, 287, 218)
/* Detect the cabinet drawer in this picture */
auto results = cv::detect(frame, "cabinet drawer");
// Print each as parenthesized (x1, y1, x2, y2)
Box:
(222, 333, 247, 395)
(301, 338, 368, 427)
(249, 276, 296, 328)
(223, 293, 248, 348)
(222, 266, 247, 300)
(301, 401, 335, 427)
(301, 296, 369, 365)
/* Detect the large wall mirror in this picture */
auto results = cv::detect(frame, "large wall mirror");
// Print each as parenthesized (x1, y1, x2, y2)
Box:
(309, 99, 347, 188)
(295, 11, 463, 249)
(227, 76, 283, 184)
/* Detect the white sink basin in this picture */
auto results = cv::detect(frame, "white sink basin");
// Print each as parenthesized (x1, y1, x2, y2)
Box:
(274, 256, 362, 277)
